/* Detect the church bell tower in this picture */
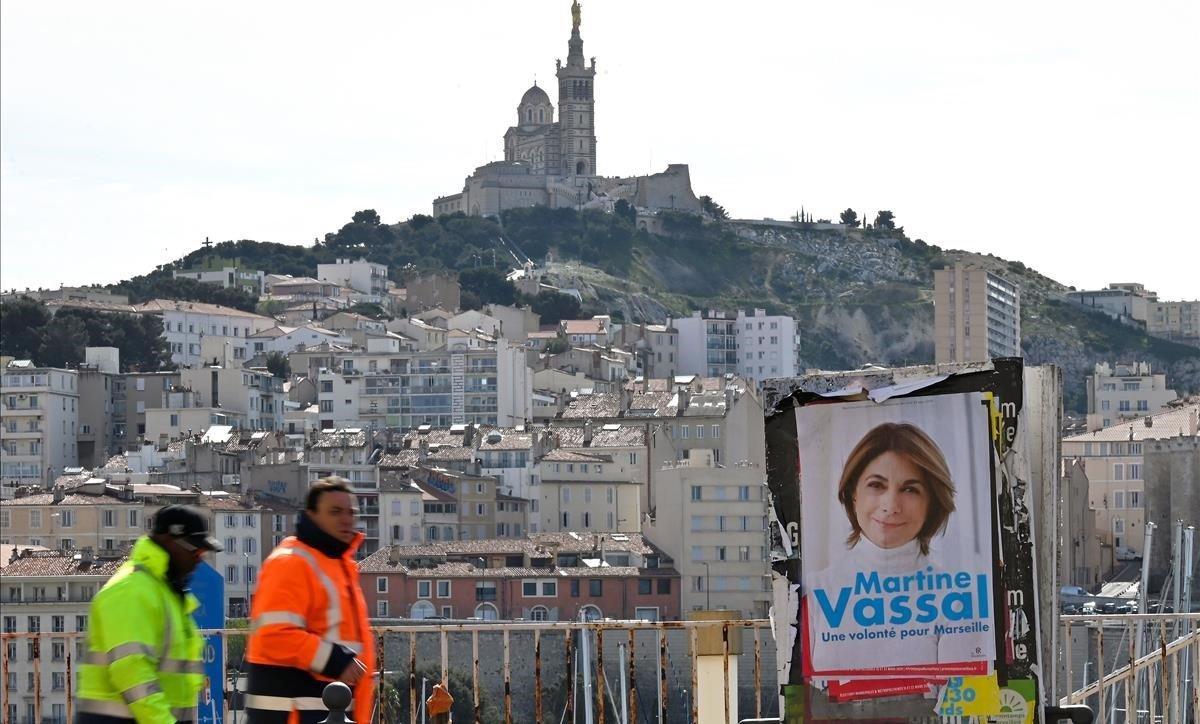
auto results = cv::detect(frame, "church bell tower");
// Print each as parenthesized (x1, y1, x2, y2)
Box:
(556, 1, 597, 177)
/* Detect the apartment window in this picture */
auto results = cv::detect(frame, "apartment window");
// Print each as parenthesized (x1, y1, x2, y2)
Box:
(582, 511, 591, 528)
(436, 580, 451, 598)
(225, 514, 237, 528)
(225, 537, 237, 553)
(51, 615, 64, 633)
(128, 509, 139, 528)
(589, 579, 602, 596)
(52, 641, 65, 661)
(61, 509, 75, 528)
(739, 545, 751, 562)
(244, 537, 257, 554)
(691, 486, 702, 501)
(629, 452, 638, 465)
(562, 488, 571, 503)
(1130, 463, 1142, 480)
(27, 616, 40, 633)
(1114, 464, 1125, 481)
(2, 616, 15, 633)
(103, 509, 117, 528)
(638, 579, 652, 595)
(75, 615, 87, 632)
(711, 425, 721, 438)
(376, 577, 388, 593)
(226, 565, 239, 584)
(376, 600, 389, 617)
(680, 425, 690, 439)
(562, 512, 570, 528)
(737, 485, 751, 501)
(657, 578, 671, 594)
(417, 580, 432, 598)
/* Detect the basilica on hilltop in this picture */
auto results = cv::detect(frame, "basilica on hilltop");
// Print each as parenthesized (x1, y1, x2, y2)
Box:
(433, 1, 702, 219)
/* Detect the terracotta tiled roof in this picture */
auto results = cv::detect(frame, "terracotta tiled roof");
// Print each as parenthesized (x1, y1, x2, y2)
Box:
(560, 393, 623, 419)
(0, 549, 128, 578)
(539, 450, 612, 463)
(379, 450, 420, 468)
(1, 492, 132, 507)
(549, 424, 644, 448)
(311, 429, 369, 448)
(1064, 403, 1199, 443)
(138, 299, 273, 321)
(625, 392, 676, 418)
(561, 319, 606, 335)
(476, 427, 533, 451)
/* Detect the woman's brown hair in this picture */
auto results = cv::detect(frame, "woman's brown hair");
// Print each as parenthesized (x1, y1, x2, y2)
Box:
(835, 422, 956, 555)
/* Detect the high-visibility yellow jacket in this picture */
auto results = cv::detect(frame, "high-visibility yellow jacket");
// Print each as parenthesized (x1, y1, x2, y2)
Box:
(77, 537, 205, 724)
(245, 521, 374, 724)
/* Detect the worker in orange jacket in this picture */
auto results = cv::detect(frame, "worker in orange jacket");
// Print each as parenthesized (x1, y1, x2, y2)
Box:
(245, 478, 375, 724)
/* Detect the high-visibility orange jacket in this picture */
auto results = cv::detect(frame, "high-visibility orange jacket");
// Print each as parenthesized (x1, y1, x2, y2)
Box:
(245, 516, 374, 724)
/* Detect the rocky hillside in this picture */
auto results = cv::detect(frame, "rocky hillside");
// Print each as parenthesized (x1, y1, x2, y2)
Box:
(538, 218, 1199, 413)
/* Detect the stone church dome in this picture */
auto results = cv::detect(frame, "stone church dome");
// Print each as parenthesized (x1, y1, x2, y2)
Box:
(521, 84, 551, 106)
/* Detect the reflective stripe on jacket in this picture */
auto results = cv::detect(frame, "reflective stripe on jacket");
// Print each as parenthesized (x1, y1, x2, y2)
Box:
(245, 531, 374, 724)
(76, 537, 204, 724)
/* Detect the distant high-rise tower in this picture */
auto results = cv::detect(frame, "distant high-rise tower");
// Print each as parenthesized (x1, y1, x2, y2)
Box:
(934, 262, 1021, 364)
(557, 0, 597, 177)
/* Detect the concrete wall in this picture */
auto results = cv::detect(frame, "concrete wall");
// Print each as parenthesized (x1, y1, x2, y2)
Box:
(1144, 435, 1200, 589)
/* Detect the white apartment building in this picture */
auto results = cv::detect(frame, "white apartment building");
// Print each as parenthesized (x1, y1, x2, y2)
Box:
(673, 311, 739, 378)
(646, 460, 770, 617)
(248, 325, 351, 356)
(1062, 403, 1199, 565)
(180, 366, 286, 432)
(152, 300, 275, 368)
(172, 265, 265, 294)
(307, 428, 383, 555)
(735, 308, 800, 380)
(379, 473, 425, 547)
(1066, 283, 1157, 324)
(1085, 361, 1178, 431)
(0, 548, 127, 724)
(1147, 299, 1200, 346)
(934, 262, 1021, 364)
(536, 448, 641, 534)
(316, 335, 532, 431)
(207, 496, 264, 617)
(317, 258, 390, 297)
(1, 362, 79, 498)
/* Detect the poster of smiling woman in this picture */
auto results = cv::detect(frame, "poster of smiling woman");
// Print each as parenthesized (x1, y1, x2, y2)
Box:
(798, 391, 998, 678)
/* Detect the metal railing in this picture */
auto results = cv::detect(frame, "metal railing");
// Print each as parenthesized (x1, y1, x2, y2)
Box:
(1060, 613, 1200, 723)
(1, 618, 777, 724)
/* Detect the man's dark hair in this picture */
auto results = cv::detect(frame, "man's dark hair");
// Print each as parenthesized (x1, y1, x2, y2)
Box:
(306, 478, 352, 512)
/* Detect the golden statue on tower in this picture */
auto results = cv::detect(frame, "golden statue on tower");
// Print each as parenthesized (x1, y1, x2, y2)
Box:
(571, 0, 581, 30)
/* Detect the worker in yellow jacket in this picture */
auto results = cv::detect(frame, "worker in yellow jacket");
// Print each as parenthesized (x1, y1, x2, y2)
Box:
(76, 505, 223, 724)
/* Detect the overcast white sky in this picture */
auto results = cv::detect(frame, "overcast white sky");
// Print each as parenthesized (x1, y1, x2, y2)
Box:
(2, 1, 1197, 299)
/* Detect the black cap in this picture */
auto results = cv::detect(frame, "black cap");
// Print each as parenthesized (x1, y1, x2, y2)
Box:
(153, 505, 223, 552)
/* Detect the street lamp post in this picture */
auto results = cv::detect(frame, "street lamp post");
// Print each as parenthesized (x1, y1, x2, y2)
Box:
(243, 552, 250, 618)
(700, 561, 711, 610)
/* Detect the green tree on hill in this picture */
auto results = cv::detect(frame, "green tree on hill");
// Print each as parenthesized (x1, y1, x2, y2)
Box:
(840, 208, 860, 227)
(530, 292, 581, 326)
(700, 195, 729, 220)
(0, 297, 51, 359)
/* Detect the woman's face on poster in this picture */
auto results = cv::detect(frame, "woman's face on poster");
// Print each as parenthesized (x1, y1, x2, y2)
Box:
(852, 451, 930, 549)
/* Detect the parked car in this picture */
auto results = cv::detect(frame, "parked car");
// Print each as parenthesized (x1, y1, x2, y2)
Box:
(1116, 546, 1140, 561)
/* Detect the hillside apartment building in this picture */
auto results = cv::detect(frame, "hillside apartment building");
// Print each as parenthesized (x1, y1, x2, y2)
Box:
(933, 262, 1021, 364)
